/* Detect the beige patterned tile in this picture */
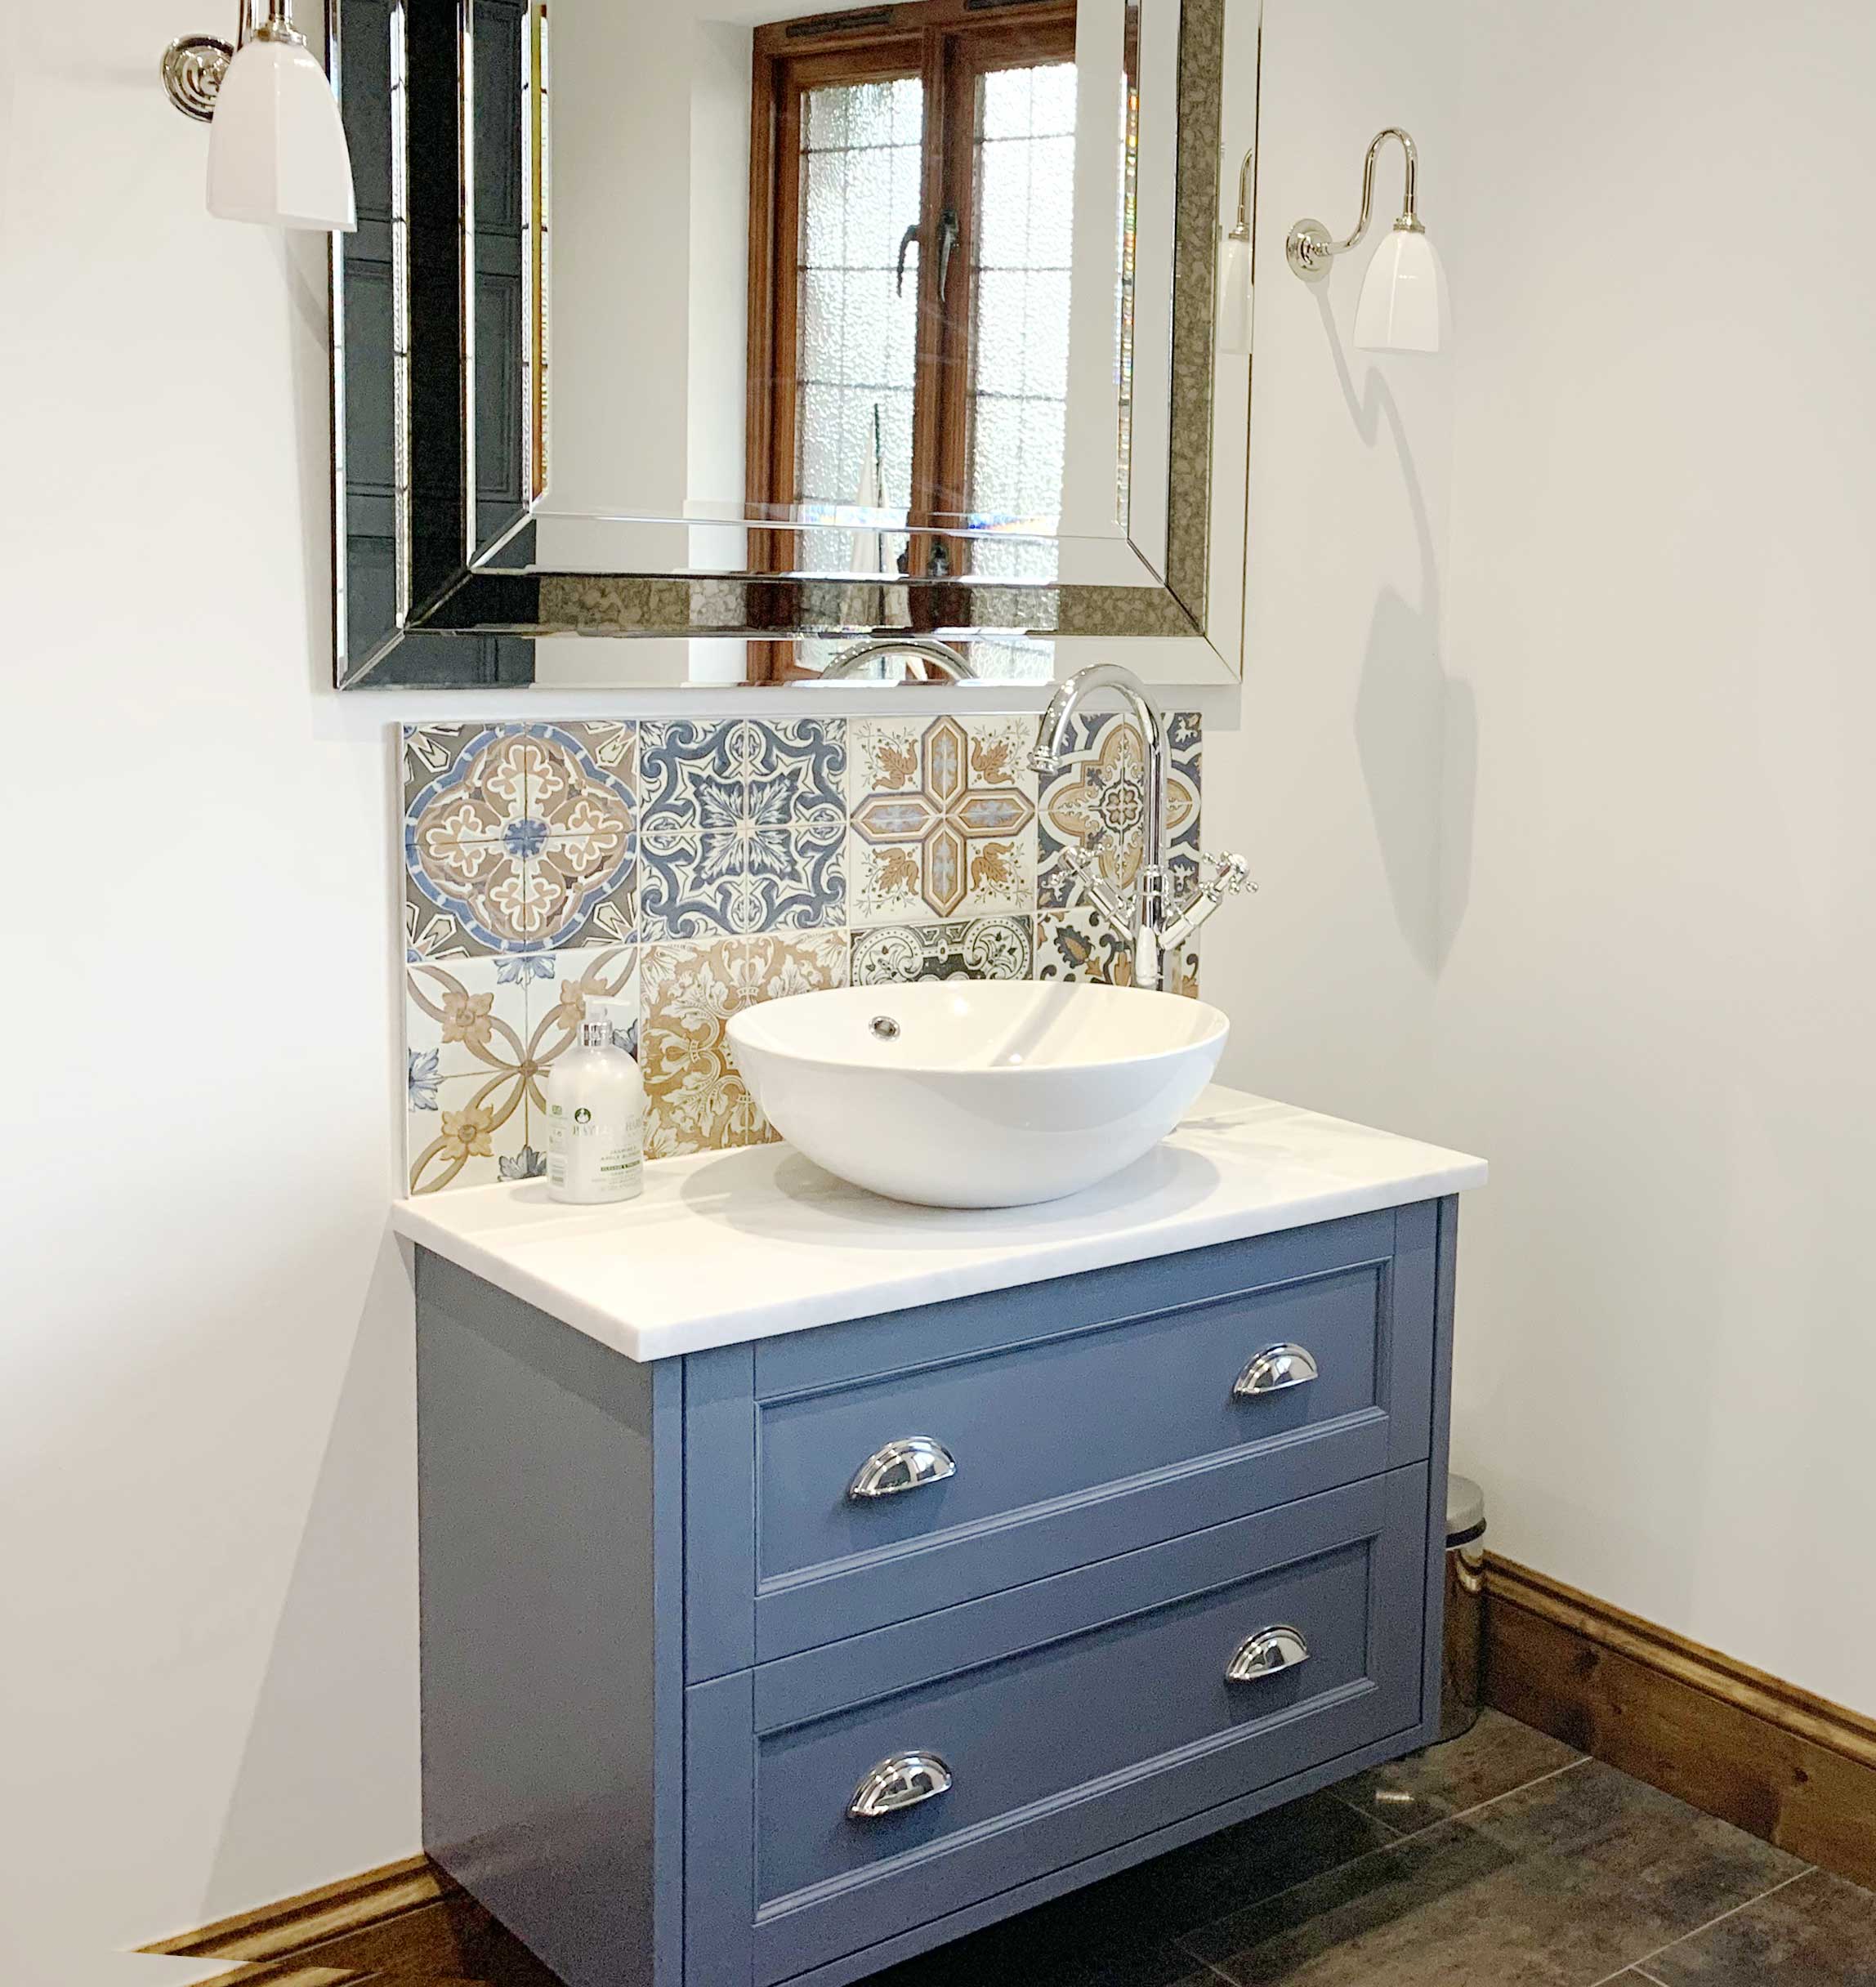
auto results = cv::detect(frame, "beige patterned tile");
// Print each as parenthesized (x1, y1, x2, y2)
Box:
(1036, 902, 1199, 998)
(639, 932, 848, 1159)
(404, 955, 533, 1192)
(847, 713, 1037, 928)
(1036, 711, 1200, 916)
(402, 722, 637, 960)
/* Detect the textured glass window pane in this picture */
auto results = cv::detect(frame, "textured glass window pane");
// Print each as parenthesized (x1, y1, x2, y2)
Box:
(802, 151, 845, 266)
(846, 78, 897, 150)
(967, 394, 1025, 516)
(803, 87, 848, 151)
(1026, 136, 1076, 263)
(975, 141, 1034, 270)
(1024, 270, 1072, 400)
(967, 61, 1074, 539)
(979, 69, 1034, 141)
(795, 77, 925, 532)
(1019, 396, 1067, 516)
(1029, 64, 1077, 136)
(797, 383, 843, 503)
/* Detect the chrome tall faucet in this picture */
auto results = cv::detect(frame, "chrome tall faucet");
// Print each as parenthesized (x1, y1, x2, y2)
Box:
(1031, 663, 1253, 992)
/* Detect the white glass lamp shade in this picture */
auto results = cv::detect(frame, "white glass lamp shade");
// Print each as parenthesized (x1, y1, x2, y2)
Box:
(208, 35, 357, 232)
(1217, 232, 1254, 355)
(1354, 225, 1446, 353)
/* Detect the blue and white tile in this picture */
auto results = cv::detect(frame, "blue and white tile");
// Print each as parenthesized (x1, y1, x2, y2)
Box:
(846, 712, 1037, 927)
(524, 942, 641, 1070)
(638, 718, 846, 940)
(402, 722, 637, 959)
(404, 943, 640, 1193)
(851, 917, 1034, 985)
(1036, 709, 1200, 914)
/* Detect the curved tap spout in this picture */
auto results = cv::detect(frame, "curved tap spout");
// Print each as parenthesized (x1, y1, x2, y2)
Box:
(817, 637, 978, 682)
(1032, 664, 1172, 988)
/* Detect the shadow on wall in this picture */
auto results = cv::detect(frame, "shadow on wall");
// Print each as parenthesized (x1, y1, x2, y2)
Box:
(196, 1233, 419, 1922)
(1312, 292, 1476, 977)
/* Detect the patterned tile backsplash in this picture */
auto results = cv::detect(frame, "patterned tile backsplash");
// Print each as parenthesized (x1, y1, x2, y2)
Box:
(400, 711, 1202, 1192)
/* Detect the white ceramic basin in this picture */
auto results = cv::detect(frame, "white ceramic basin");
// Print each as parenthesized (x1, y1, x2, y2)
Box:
(726, 981, 1229, 1208)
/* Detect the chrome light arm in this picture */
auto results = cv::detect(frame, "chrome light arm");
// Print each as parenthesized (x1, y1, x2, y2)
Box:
(1286, 127, 1423, 283)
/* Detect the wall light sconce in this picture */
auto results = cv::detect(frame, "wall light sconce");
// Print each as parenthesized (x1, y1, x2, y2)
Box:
(1217, 146, 1255, 355)
(1286, 127, 1445, 352)
(161, 0, 356, 233)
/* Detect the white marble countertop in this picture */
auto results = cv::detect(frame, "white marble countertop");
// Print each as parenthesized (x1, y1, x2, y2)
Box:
(390, 1086, 1487, 1362)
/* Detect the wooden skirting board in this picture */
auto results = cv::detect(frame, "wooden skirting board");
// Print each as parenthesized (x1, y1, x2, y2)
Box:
(140, 1852, 454, 1985)
(140, 1556, 1876, 1979)
(1485, 1552, 1876, 1888)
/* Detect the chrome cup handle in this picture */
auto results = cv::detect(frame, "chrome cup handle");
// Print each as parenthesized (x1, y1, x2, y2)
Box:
(848, 1436, 957, 1501)
(1232, 1342, 1319, 1400)
(848, 1751, 954, 1820)
(1226, 1624, 1311, 1682)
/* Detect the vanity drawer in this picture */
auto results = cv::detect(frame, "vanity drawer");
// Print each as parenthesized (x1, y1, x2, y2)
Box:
(685, 1205, 1440, 1676)
(686, 1466, 1432, 1987)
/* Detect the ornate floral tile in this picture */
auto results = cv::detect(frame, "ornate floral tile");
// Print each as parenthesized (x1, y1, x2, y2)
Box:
(1035, 902, 1200, 998)
(397, 704, 1204, 1194)
(847, 713, 1038, 928)
(638, 932, 848, 1158)
(637, 718, 846, 941)
(1036, 710, 1200, 915)
(404, 943, 638, 1193)
(403, 723, 637, 959)
(851, 918, 1033, 985)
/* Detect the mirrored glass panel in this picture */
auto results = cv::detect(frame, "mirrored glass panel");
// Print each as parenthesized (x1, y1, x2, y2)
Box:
(332, 0, 1256, 688)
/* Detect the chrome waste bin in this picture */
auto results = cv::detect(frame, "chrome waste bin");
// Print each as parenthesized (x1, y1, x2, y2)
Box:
(1439, 1473, 1486, 1742)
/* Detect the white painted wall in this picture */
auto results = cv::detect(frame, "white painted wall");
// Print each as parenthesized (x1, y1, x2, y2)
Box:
(1432, 0, 1876, 1716)
(0, 1, 1460, 1978)
(1201, 1, 1457, 1138)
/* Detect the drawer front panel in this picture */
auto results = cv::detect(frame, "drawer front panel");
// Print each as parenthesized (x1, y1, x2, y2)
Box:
(722, 1208, 1436, 1669)
(684, 1466, 1432, 1987)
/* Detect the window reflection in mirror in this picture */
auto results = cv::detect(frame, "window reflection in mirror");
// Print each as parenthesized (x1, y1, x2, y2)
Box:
(333, 0, 1244, 689)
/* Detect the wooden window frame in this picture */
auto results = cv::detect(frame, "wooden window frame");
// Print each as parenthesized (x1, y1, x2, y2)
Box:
(746, 0, 1079, 598)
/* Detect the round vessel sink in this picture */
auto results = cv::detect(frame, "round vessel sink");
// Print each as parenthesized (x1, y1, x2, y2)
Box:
(726, 981, 1229, 1208)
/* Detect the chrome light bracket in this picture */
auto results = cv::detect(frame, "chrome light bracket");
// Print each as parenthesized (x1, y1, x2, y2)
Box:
(160, 1, 305, 123)
(1286, 127, 1423, 284)
(161, 34, 234, 122)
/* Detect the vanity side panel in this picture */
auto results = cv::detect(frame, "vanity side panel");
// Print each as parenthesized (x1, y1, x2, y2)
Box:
(416, 1250, 683, 1987)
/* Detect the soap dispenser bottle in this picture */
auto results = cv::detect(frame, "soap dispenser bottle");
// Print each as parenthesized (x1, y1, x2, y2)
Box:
(546, 1002, 645, 1204)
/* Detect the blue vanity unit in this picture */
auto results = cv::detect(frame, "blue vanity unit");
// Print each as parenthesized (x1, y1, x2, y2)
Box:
(395, 1088, 1485, 1987)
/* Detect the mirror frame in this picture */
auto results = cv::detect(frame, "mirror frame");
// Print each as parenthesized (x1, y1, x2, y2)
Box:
(329, 0, 1237, 688)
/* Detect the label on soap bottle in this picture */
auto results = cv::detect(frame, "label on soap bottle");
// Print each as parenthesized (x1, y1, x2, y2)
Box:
(547, 1101, 642, 1202)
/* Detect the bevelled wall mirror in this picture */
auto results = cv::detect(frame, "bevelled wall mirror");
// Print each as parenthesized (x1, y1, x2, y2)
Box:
(330, 0, 1259, 688)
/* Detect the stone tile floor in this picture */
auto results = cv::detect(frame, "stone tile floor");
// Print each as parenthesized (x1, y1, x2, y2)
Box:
(866, 1711, 1876, 1987)
(374, 1712, 1876, 1985)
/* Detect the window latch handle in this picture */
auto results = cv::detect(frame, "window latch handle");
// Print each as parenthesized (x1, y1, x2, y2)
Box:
(936, 207, 959, 303)
(896, 222, 920, 297)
